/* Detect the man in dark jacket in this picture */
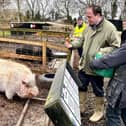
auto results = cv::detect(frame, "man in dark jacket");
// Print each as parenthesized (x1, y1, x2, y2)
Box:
(90, 20, 126, 125)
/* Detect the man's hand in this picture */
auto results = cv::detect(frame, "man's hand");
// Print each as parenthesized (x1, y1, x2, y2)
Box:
(65, 41, 72, 48)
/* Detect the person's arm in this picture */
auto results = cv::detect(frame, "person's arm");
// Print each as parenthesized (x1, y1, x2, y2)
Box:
(65, 34, 84, 49)
(90, 43, 126, 69)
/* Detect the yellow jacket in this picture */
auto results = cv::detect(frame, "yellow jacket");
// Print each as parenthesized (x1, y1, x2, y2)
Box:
(73, 23, 87, 38)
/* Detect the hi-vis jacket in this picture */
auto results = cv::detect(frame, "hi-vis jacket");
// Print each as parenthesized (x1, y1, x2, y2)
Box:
(73, 23, 87, 38)
(71, 18, 121, 75)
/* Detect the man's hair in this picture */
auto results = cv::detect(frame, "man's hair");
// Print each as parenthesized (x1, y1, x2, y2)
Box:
(88, 4, 102, 16)
(78, 16, 83, 20)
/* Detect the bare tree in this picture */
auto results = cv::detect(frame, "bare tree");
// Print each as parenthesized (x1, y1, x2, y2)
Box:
(78, 0, 113, 18)
(111, 0, 118, 19)
(123, 0, 126, 18)
(0, 0, 10, 11)
(37, 0, 51, 20)
(25, 0, 37, 20)
(16, 0, 21, 22)
(0, 0, 11, 20)
(78, 0, 108, 7)
(25, 0, 52, 20)
(53, 0, 79, 21)
(118, 0, 126, 19)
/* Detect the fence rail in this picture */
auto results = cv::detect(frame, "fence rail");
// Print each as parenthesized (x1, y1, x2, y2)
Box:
(0, 28, 70, 73)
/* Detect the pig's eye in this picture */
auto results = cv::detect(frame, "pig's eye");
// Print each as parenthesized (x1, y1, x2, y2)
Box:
(22, 81, 30, 88)
(25, 84, 30, 88)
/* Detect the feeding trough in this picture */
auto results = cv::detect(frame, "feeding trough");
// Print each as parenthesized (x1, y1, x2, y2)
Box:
(39, 73, 55, 82)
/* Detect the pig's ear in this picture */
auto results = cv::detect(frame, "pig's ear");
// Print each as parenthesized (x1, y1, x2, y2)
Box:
(22, 80, 27, 85)
(22, 74, 35, 84)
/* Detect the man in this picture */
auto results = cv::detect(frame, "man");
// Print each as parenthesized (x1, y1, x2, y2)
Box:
(72, 16, 87, 57)
(65, 4, 120, 122)
(90, 19, 126, 126)
(67, 16, 87, 68)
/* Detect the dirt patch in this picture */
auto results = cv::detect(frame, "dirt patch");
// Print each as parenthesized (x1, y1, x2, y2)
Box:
(0, 79, 53, 126)
(0, 81, 106, 126)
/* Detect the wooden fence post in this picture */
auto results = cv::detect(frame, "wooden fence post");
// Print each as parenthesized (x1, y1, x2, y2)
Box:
(42, 40, 47, 71)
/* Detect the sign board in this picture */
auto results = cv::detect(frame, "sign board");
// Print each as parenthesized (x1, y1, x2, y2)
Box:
(44, 60, 81, 126)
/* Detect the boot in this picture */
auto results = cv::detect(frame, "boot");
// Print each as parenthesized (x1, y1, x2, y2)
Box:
(79, 92, 87, 114)
(89, 97, 104, 122)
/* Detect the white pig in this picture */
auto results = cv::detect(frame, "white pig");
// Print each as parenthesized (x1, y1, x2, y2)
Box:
(0, 59, 39, 99)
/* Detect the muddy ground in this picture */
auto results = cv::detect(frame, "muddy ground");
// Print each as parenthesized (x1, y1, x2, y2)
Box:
(0, 84, 107, 126)
(0, 79, 106, 126)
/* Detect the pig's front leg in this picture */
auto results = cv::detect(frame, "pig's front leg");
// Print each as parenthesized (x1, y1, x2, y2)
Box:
(5, 89, 15, 100)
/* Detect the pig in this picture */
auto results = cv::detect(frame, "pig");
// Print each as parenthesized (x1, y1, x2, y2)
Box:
(0, 59, 39, 99)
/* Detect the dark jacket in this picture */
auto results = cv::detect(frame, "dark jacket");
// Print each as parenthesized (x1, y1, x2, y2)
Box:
(90, 42, 126, 108)
(121, 30, 126, 45)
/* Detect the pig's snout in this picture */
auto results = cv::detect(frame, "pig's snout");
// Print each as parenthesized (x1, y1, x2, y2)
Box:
(19, 84, 39, 98)
(28, 87, 39, 97)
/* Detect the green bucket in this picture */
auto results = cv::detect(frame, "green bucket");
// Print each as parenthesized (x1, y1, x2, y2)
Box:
(94, 52, 114, 78)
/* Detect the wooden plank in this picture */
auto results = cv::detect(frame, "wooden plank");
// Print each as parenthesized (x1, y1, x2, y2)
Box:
(16, 99, 30, 126)
(42, 41, 47, 68)
(0, 37, 41, 46)
(0, 37, 69, 52)
(0, 52, 41, 61)
(0, 28, 70, 37)
(47, 44, 69, 52)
